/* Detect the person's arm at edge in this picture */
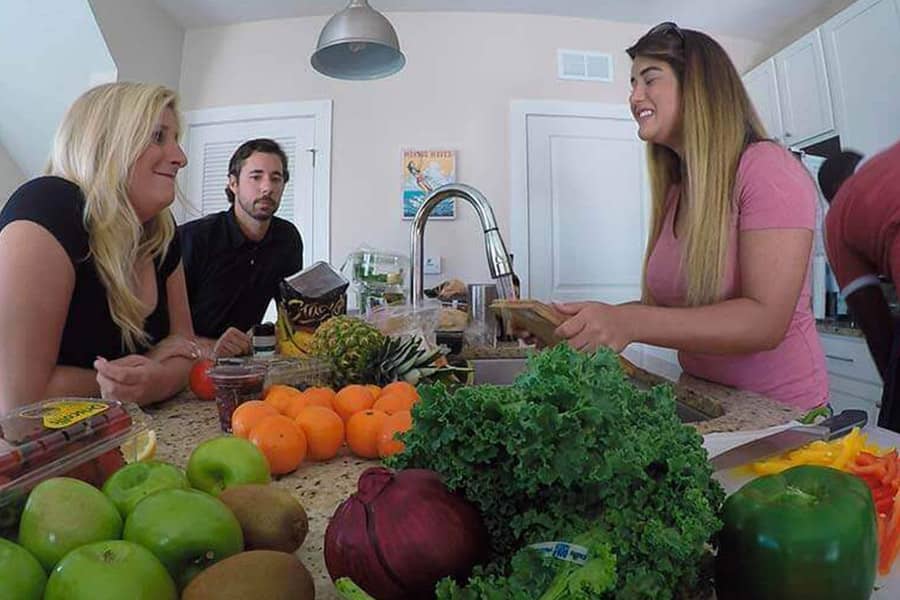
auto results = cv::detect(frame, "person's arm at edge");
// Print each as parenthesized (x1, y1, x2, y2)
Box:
(0, 222, 97, 413)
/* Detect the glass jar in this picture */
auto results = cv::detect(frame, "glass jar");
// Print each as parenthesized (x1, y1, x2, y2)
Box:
(208, 364, 268, 432)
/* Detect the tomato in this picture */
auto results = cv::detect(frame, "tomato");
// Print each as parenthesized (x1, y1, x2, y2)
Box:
(189, 359, 216, 401)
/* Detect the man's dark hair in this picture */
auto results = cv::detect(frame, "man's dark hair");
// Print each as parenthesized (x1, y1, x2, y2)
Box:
(818, 150, 864, 203)
(225, 138, 290, 203)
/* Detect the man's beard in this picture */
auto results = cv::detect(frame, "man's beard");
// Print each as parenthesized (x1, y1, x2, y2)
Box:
(241, 195, 277, 221)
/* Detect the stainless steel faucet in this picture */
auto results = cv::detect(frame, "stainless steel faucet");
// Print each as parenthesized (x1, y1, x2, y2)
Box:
(410, 183, 516, 307)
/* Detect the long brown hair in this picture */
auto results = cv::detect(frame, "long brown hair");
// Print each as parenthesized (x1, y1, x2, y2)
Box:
(627, 25, 768, 306)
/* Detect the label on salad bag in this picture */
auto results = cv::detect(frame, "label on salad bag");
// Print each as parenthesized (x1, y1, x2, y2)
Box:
(528, 541, 589, 565)
(40, 401, 109, 429)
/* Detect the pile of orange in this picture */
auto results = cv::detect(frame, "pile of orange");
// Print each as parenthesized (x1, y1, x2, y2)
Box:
(231, 380, 420, 472)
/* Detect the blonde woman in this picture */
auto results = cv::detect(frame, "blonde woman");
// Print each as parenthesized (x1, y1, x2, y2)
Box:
(0, 82, 199, 413)
(553, 23, 828, 409)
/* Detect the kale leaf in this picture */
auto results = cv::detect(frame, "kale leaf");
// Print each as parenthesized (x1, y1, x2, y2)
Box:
(387, 345, 724, 599)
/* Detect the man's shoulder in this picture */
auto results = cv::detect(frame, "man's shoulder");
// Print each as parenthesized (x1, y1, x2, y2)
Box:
(271, 216, 302, 241)
(178, 210, 229, 236)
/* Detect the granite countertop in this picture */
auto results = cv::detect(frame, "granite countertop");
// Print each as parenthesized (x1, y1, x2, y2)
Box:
(816, 317, 864, 338)
(144, 347, 802, 600)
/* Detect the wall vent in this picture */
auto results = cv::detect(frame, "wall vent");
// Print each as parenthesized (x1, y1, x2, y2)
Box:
(557, 50, 613, 82)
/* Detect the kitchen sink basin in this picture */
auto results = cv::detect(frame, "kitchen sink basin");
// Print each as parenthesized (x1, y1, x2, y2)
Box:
(468, 358, 713, 423)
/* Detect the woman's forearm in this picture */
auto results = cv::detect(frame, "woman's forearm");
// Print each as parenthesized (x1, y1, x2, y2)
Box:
(142, 356, 193, 405)
(622, 298, 790, 355)
(45, 366, 102, 399)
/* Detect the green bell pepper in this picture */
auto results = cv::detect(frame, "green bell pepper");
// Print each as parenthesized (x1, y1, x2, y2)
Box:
(716, 464, 877, 600)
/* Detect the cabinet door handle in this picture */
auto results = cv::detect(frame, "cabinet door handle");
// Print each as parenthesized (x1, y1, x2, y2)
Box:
(826, 354, 854, 363)
(784, 131, 793, 138)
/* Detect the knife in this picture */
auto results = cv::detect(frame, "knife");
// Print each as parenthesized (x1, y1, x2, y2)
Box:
(709, 409, 868, 472)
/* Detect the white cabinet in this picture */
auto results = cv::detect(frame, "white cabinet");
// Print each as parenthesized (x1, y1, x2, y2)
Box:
(822, 0, 900, 156)
(820, 333, 883, 424)
(743, 58, 785, 143)
(774, 29, 836, 146)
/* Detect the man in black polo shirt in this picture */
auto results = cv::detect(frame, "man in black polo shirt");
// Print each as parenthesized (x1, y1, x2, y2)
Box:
(179, 138, 302, 357)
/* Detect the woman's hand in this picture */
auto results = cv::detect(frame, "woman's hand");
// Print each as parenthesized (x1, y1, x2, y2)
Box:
(213, 327, 252, 358)
(554, 301, 633, 353)
(94, 355, 165, 405)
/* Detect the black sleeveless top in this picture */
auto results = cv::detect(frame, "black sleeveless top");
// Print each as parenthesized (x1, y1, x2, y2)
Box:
(0, 176, 181, 367)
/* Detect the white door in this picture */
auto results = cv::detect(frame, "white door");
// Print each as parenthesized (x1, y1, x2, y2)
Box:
(822, 0, 900, 156)
(180, 101, 332, 268)
(774, 29, 835, 146)
(513, 103, 649, 304)
(743, 58, 785, 143)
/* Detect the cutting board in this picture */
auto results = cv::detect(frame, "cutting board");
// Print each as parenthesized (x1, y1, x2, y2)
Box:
(708, 425, 900, 598)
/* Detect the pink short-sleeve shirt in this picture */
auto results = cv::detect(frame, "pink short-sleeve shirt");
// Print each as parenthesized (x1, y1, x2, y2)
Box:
(645, 142, 828, 409)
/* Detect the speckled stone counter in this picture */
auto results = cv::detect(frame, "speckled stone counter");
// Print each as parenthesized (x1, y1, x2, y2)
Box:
(143, 346, 801, 600)
(816, 317, 864, 338)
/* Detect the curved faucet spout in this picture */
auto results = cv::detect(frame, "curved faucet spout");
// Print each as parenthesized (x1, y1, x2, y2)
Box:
(409, 183, 515, 307)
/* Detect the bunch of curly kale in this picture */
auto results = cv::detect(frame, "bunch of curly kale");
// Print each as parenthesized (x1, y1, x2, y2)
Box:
(386, 345, 725, 599)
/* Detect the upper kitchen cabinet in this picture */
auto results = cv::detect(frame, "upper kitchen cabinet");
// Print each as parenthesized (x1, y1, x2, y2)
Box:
(773, 29, 835, 146)
(822, 0, 900, 156)
(743, 58, 784, 142)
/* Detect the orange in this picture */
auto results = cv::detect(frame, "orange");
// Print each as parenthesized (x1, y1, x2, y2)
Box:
(295, 406, 345, 461)
(302, 386, 337, 410)
(346, 409, 389, 459)
(248, 415, 307, 475)
(366, 384, 382, 398)
(231, 400, 279, 439)
(377, 410, 413, 458)
(380, 381, 419, 405)
(333, 385, 375, 422)
(264, 385, 307, 417)
(373, 390, 418, 415)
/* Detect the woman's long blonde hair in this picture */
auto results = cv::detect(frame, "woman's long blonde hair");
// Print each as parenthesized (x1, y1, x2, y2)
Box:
(47, 82, 180, 351)
(627, 27, 768, 306)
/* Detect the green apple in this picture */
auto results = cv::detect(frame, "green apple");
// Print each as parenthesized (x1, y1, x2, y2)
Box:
(102, 460, 189, 517)
(123, 488, 244, 589)
(18, 477, 123, 571)
(44, 540, 176, 600)
(0, 538, 46, 600)
(186, 436, 270, 495)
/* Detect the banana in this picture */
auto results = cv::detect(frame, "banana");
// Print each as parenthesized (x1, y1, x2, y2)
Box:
(275, 303, 313, 357)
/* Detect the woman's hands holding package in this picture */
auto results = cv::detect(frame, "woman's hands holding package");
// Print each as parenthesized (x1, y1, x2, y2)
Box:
(554, 301, 632, 353)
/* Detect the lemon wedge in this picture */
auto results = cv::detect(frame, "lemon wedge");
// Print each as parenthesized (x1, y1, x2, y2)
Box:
(121, 429, 157, 463)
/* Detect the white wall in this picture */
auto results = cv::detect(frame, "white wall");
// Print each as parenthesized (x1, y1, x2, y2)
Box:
(0, 142, 26, 209)
(0, 0, 116, 177)
(180, 12, 763, 287)
(89, 0, 185, 90)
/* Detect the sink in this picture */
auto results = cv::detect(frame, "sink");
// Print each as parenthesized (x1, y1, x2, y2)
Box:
(468, 358, 713, 423)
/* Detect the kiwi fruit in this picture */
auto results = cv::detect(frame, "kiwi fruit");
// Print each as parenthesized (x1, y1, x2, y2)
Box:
(181, 550, 315, 600)
(218, 484, 308, 552)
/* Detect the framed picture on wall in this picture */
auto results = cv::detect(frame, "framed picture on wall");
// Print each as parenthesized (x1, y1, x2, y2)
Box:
(402, 149, 456, 220)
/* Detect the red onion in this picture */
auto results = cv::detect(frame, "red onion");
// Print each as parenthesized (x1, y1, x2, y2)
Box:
(325, 467, 489, 599)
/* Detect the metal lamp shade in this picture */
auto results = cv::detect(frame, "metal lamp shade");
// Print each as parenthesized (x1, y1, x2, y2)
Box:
(311, 0, 406, 80)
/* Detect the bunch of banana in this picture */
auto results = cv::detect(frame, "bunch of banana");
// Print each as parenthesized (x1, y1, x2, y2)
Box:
(275, 303, 315, 357)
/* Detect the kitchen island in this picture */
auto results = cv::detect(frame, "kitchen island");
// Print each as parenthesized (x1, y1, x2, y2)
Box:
(144, 350, 824, 600)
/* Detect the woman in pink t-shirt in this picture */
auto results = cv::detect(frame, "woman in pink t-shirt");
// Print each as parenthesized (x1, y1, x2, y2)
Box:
(551, 23, 828, 409)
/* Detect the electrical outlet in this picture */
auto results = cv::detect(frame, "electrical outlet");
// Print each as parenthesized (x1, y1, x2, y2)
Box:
(424, 255, 442, 275)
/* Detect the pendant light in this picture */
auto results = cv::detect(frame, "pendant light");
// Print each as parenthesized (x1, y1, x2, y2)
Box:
(311, 0, 406, 80)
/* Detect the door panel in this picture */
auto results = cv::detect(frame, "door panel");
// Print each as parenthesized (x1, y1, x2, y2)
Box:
(526, 113, 648, 304)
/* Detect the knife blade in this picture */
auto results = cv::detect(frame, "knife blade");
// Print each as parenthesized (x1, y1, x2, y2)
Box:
(709, 409, 868, 472)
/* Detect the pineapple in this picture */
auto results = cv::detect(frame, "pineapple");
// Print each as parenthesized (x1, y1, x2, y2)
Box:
(311, 316, 386, 387)
(367, 335, 470, 386)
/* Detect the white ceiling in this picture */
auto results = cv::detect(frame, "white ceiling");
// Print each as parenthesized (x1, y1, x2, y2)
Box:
(152, 0, 853, 44)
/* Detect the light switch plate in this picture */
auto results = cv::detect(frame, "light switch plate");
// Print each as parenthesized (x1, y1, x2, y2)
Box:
(424, 256, 442, 275)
